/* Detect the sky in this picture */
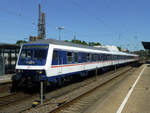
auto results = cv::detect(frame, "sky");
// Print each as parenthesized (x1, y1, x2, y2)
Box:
(0, 0, 150, 51)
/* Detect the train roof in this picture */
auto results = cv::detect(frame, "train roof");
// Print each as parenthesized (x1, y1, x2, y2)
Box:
(28, 39, 109, 52)
(27, 39, 137, 56)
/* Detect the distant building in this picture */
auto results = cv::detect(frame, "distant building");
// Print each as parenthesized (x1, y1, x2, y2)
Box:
(142, 41, 150, 51)
(29, 36, 42, 41)
(94, 45, 129, 53)
(142, 41, 150, 60)
(121, 48, 129, 52)
(94, 45, 119, 52)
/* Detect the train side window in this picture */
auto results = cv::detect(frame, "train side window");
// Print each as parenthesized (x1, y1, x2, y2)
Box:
(108, 55, 110, 60)
(53, 50, 58, 60)
(107, 55, 109, 60)
(100, 54, 103, 61)
(98, 54, 101, 61)
(92, 54, 97, 61)
(95, 55, 98, 61)
(104, 54, 107, 61)
(82, 53, 87, 62)
(87, 53, 90, 62)
(74, 53, 78, 63)
(108, 54, 110, 60)
(101, 54, 104, 61)
(67, 52, 72, 63)
(92, 54, 94, 61)
(110, 55, 112, 60)
(105, 54, 107, 61)
(52, 50, 58, 65)
(92, 54, 96, 61)
(115, 55, 116, 60)
(109, 54, 111, 60)
(103, 54, 105, 61)
(112, 55, 114, 60)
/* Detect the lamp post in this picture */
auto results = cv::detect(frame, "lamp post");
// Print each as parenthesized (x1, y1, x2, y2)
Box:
(56, 26, 64, 40)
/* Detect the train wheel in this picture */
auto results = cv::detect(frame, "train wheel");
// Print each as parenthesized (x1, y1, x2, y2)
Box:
(56, 78, 63, 87)
(61, 77, 65, 86)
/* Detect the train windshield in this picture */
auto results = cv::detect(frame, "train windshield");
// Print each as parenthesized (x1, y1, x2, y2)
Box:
(18, 45, 49, 65)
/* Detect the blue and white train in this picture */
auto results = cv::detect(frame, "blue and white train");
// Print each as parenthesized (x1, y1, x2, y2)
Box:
(12, 39, 138, 88)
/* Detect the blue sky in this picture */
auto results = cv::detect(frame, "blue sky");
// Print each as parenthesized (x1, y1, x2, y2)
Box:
(0, 0, 150, 51)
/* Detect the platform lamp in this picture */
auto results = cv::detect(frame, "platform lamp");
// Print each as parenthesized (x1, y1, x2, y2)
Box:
(56, 26, 64, 40)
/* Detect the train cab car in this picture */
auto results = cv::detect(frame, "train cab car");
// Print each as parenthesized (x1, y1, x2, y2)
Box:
(12, 39, 139, 89)
(13, 44, 49, 88)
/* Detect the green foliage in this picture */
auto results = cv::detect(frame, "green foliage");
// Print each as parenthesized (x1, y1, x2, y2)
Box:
(16, 40, 27, 45)
(64, 40, 69, 42)
(71, 39, 88, 45)
(82, 41, 88, 45)
(66, 39, 101, 46)
(89, 42, 101, 46)
(117, 46, 121, 51)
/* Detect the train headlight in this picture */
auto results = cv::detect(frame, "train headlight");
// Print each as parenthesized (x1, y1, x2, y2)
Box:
(16, 69, 22, 74)
(37, 70, 43, 74)
(39, 71, 43, 74)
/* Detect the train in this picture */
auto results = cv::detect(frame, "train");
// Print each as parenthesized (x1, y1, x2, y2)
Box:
(12, 39, 139, 89)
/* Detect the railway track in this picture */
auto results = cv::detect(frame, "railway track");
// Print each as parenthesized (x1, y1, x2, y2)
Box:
(50, 67, 135, 113)
(0, 91, 41, 113)
(0, 93, 33, 109)
(24, 64, 140, 113)
(0, 82, 12, 98)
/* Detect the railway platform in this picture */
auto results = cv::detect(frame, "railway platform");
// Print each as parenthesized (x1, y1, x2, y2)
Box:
(121, 64, 150, 113)
(0, 74, 12, 84)
(0, 74, 12, 98)
(85, 64, 150, 113)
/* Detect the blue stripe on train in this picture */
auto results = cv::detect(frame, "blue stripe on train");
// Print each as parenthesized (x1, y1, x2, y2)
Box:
(40, 71, 81, 82)
(40, 67, 106, 82)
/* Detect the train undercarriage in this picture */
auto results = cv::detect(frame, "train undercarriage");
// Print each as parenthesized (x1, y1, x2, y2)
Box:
(11, 61, 138, 92)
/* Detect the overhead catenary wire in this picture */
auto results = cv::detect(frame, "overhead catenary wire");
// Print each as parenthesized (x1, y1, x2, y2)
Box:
(0, 0, 142, 51)
(69, 0, 143, 51)
(69, 0, 115, 33)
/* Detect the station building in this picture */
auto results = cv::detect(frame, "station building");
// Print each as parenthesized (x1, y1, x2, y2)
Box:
(0, 43, 20, 75)
(142, 41, 150, 62)
(142, 41, 150, 56)
(142, 41, 150, 51)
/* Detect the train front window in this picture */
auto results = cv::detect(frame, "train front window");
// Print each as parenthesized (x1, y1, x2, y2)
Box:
(18, 45, 48, 65)
(20, 49, 33, 59)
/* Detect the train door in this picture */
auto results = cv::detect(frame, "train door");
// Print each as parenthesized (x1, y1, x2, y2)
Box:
(58, 51, 62, 74)
(82, 53, 86, 71)
(58, 51, 66, 74)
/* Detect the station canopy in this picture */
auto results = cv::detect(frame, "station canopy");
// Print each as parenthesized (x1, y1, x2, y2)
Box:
(0, 43, 19, 49)
(142, 41, 150, 50)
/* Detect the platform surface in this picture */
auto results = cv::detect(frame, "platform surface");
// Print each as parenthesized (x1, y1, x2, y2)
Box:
(0, 74, 12, 84)
(122, 64, 150, 113)
(85, 64, 150, 113)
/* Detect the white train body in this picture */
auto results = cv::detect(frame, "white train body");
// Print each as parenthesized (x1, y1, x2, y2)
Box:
(14, 39, 138, 85)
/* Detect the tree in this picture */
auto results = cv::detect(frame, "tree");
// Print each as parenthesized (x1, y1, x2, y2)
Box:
(64, 40, 69, 42)
(82, 41, 88, 45)
(117, 46, 121, 51)
(16, 40, 27, 45)
(64, 39, 101, 46)
(89, 42, 101, 46)
(71, 39, 88, 45)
